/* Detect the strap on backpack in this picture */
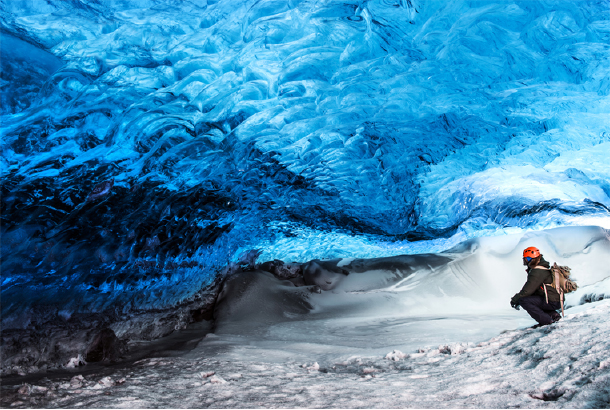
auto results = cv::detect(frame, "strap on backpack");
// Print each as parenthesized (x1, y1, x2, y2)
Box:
(534, 265, 565, 318)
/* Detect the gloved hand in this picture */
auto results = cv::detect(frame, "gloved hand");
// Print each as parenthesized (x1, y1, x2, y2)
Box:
(510, 294, 521, 310)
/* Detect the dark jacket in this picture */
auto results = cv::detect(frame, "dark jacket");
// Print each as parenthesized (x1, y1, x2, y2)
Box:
(511, 257, 560, 304)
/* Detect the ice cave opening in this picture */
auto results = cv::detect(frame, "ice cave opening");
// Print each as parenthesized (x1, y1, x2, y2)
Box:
(1, 0, 609, 407)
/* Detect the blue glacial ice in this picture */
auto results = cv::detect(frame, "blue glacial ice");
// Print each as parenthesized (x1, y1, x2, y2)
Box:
(1, 0, 609, 323)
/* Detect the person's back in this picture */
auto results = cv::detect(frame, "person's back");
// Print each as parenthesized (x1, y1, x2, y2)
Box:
(510, 247, 561, 327)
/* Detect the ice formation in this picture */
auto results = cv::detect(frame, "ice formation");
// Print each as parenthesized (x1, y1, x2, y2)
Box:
(1, 0, 610, 367)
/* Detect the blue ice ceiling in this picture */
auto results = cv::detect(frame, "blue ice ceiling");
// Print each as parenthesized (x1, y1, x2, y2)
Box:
(1, 0, 609, 321)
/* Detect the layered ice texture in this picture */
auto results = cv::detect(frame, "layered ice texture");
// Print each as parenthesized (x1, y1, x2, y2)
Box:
(1, 0, 610, 323)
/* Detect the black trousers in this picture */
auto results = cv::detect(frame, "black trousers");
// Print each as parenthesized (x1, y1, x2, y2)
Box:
(519, 295, 561, 325)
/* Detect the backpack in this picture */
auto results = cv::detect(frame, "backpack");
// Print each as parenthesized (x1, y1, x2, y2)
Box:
(536, 262, 578, 317)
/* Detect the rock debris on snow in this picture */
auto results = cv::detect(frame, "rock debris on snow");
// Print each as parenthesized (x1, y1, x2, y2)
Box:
(69, 375, 84, 388)
(93, 377, 115, 389)
(385, 350, 407, 361)
(209, 375, 227, 384)
(308, 362, 320, 371)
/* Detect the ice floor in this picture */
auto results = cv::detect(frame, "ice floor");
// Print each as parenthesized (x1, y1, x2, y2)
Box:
(2, 226, 610, 408)
(3, 300, 609, 409)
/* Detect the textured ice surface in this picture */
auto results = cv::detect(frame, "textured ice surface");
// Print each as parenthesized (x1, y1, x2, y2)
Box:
(1, 0, 610, 323)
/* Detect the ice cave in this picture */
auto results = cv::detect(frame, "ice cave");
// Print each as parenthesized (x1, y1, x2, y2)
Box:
(1, 0, 609, 407)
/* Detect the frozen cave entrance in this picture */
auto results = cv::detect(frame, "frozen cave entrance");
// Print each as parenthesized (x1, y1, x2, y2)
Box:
(1, 0, 610, 405)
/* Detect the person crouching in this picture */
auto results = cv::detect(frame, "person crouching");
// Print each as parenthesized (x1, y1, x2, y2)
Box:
(510, 246, 561, 327)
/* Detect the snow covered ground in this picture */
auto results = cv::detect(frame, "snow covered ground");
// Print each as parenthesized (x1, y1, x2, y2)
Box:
(2, 225, 609, 408)
(3, 300, 609, 408)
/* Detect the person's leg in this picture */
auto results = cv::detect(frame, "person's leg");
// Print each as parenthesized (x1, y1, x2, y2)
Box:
(519, 296, 556, 325)
(543, 301, 562, 322)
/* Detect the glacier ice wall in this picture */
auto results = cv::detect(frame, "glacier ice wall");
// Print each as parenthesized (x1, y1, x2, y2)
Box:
(1, 0, 609, 323)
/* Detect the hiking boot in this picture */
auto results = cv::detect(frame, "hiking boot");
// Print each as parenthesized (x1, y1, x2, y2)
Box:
(550, 312, 561, 323)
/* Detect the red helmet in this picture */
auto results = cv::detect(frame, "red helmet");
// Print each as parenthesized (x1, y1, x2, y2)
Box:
(523, 247, 540, 259)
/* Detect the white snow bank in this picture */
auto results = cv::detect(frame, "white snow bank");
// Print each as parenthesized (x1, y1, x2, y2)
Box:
(566, 275, 610, 308)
